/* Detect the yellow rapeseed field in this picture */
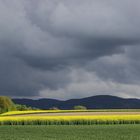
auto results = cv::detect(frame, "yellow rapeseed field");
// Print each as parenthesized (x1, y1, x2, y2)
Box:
(2, 109, 140, 116)
(0, 115, 140, 125)
(1, 110, 92, 116)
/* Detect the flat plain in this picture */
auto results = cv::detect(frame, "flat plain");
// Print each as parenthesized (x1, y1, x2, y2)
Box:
(12, 111, 140, 116)
(1, 110, 140, 139)
(1, 110, 140, 125)
(0, 125, 140, 140)
(2, 109, 140, 116)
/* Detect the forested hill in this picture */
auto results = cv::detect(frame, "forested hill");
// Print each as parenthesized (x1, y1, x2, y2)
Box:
(13, 95, 140, 109)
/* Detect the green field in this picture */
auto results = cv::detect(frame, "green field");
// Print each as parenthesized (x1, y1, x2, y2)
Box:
(0, 125, 140, 140)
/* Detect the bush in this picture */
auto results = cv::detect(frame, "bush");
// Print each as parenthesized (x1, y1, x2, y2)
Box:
(16, 104, 30, 111)
(73, 105, 87, 110)
(16, 104, 39, 111)
(49, 107, 60, 110)
(0, 96, 16, 113)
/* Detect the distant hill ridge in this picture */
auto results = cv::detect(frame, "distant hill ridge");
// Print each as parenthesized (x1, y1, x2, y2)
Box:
(13, 95, 140, 109)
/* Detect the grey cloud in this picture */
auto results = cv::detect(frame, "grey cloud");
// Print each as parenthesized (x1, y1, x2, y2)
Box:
(88, 46, 140, 85)
(28, 0, 140, 40)
(0, 0, 140, 98)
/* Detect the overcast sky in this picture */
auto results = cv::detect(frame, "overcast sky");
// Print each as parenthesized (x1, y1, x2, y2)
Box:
(1, 0, 140, 99)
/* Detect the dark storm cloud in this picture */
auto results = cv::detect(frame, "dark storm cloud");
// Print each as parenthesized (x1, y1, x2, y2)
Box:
(17, 40, 124, 70)
(0, 0, 140, 98)
(90, 46, 140, 85)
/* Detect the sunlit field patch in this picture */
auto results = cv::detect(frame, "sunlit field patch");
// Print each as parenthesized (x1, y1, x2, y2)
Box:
(1, 110, 95, 116)
(2, 109, 140, 116)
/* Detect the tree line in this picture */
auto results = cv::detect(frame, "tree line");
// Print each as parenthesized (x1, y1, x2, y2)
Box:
(0, 96, 87, 114)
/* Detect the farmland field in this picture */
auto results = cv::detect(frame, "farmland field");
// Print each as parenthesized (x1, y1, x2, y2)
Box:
(2, 109, 140, 116)
(1, 110, 140, 125)
(0, 125, 140, 140)
(9, 111, 140, 116)
(0, 111, 140, 140)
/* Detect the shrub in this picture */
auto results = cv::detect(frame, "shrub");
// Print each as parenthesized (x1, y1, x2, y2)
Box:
(73, 105, 87, 110)
(0, 96, 16, 113)
(49, 107, 60, 110)
(16, 104, 39, 111)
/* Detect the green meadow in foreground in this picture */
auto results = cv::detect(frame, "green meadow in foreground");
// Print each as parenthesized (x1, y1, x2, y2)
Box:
(0, 125, 140, 140)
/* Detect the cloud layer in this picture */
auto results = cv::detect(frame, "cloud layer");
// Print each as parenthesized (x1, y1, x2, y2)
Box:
(0, 0, 140, 99)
